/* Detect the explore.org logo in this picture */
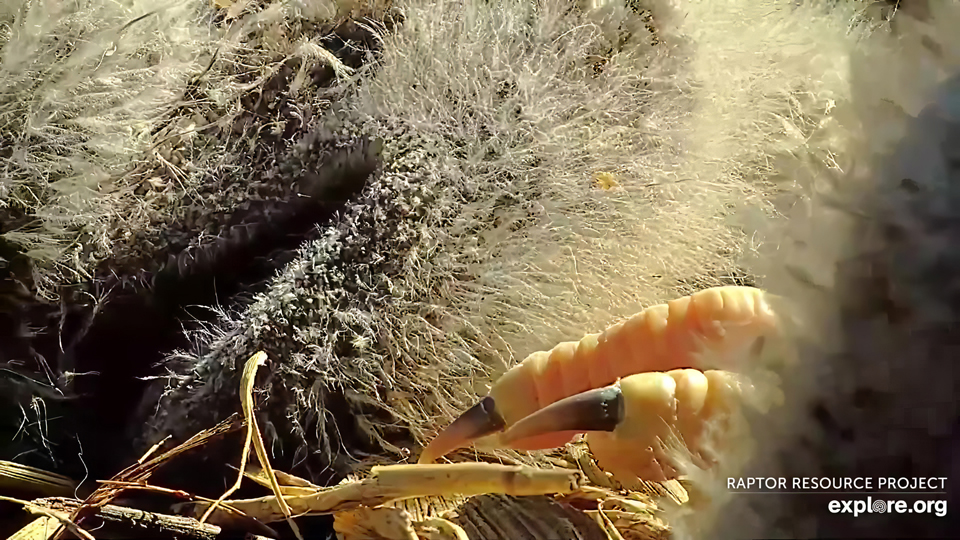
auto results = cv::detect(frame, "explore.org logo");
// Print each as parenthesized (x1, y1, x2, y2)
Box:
(828, 497, 947, 518)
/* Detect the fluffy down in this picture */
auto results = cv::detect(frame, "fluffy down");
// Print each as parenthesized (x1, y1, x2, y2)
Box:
(679, 1, 960, 539)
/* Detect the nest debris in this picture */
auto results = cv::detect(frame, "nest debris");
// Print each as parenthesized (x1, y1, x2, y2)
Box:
(4, 350, 680, 540)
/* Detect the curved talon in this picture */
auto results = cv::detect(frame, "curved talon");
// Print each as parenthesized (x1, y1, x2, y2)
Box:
(419, 286, 790, 482)
(500, 385, 624, 445)
(419, 396, 506, 464)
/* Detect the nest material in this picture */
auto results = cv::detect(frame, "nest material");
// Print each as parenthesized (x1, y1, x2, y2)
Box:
(3, 439, 679, 540)
(192, 438, 681, 540)
(334, 487, 672, 540)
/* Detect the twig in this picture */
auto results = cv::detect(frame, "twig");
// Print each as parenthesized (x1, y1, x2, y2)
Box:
(192, 462, 584, 525)
(137, 435, 171, 465)
(96, 480, 214, 501)
(28, 497, 221, 540)
(239, 353, 304, 540)
(201, 351, 303, 540)
(94, 482, 279, 538)
(199, 353, 261, 524)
